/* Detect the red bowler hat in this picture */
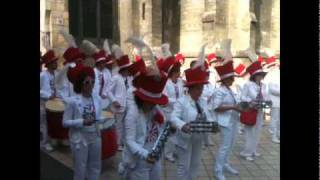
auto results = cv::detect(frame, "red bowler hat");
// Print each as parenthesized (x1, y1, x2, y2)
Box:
(265, 56, 277, 68)
(93, 50, 108, 64)
(135, 55, 142, 62)
(128, 59, 147, 77)
(41, 50, 58, 66)
(207, 53, 218, 64)
(67, 63, 94, 85)
(234, 63, 246, 77)
(158, 56, 181, 74)
(63, 47, 85, 65)
(175, 53, 185, 64)
(246, 61, 267, 76)
(215, 61, 236, 81)
(184, 66, 209, 87)
(117, 55, 131, 70)
(133, 70, 168, 105)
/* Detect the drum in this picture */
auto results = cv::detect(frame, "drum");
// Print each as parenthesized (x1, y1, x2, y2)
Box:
(45, 98, 69, 139)
(100, 111, 118, 160)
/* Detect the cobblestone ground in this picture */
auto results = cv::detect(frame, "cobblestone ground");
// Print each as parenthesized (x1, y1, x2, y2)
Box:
(44, 119, 280, 180)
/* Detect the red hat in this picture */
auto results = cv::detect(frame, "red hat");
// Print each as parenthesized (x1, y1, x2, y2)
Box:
(215, 61, 236, 81)
(63, 47, 85, 65)
(265, 56, 277, 68)
(234, 63, 246, 77)
(127, 59, 147, 77)
(41, 50, 58, 65)
(175, 53, 185, 64)
(246, 61, 266, 76)
(207, 53, 218, 64)
(158, 56, 181, 74)
(133, 71, 168, 105)
(93, 50, 108, 64)
(117, 55, 131, 70)
(135, 55, 142, 62)
(67, 63, 95, 85)
(184, 66, 209, 87)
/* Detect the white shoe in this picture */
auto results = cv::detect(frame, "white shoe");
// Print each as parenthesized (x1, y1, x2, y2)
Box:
(253, 152, 261, 157)
(272, 137, 280, 144)
(245, 156, 254, 161)
(118, 145, 124, 151)
(224, 164, 239, 175)
(268, 128, 274, 134)
(165, 154, 176, 163)
(239, 152, 251, 158)
(239, 129, 244, 135)
(44, 143, 54, 152)
(215, 171, 226, 180)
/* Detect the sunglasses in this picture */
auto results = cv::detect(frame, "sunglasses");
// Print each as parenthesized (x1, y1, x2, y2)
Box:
(83, 79, 95, 85)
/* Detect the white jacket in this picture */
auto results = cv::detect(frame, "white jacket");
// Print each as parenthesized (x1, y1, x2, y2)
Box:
(162, 78, 185, 114)
(40, 70, 58, 100)
(202, 83, 215, 110)
(57, 78, 75, 102)
(208, 66, 220, 87)
(93, 68, 114, 102)
(170, 95, 215, 149)
(62, 94, 105, 145)
(264, 68, 280, 108)
(241, 81, 270, 104)
(109, 74, 128, 113)
(122, 103, 164, 168)
(211, 85, 240, 127)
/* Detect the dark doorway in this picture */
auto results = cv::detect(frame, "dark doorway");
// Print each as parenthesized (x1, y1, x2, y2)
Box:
(162, 0, 181, 54)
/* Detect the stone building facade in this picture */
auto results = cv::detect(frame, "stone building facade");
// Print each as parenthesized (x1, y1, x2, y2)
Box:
(40, 0, 280, 68)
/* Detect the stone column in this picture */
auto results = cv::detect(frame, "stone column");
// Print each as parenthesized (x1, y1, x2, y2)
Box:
(151, 0, 162, 47)
(118, 0, 133, 55)
(270, 0, 280, 55)
(180, 0, 205, 57)
(258, 0, 272, 52)
(202, 0, 216, 53)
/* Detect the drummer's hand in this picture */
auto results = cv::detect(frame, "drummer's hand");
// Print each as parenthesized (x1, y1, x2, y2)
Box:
(83, 119, 95, 126)
(146, 154, 156, 164)
(49, 95, 56, 100)
(112, 101, 121, 109)
(181, 123, 191, 134)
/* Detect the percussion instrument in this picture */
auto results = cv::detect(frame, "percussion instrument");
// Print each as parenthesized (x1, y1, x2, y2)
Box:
(100, 111, 118, 160)
(149, 122, 172, 161)
(256, 100, 272, 109)
(189, 121, 220, 133)
(45, 98, 69, 139)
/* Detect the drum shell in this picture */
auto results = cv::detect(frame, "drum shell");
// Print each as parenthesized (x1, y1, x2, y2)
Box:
(46, 110, 69, 139)
(100, 118, 118, 160)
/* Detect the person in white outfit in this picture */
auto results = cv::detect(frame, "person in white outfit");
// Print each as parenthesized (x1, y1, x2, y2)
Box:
(240, 61, 270, 161)
(63, 64, 105, 180)
(40, 50, 59, 152)
(212, 61, 242, 180)
(119, 68, 169, 180)
(158, 56, 184, 163)
(263, 56, 280, 143)
(92, 50, 114, 109)
(170, 66, 218, 180)
(233, 63, 248, 135)
(110, 54, 132, 151)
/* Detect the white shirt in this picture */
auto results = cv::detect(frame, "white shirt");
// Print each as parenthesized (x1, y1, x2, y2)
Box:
(264, 67, 280, 107)
(93, 68, 114, 104)
(40, 70, 58, 100)
(211, 85, 240, 127)
(109, 73, 128, 112)
(208, 66, 220, 88)
(241, 81, 270, 103)
(162, 78, 185, 114)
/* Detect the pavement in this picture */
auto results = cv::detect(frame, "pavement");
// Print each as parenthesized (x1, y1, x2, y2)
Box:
(41, 118, 280, 180)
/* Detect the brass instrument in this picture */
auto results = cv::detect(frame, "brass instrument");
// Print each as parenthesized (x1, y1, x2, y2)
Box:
(149, 122, 172, 160)
(189, 121, 219, 133)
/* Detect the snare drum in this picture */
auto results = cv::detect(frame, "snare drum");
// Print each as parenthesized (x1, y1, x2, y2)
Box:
(100, 111, 118, 160)
(45, 98, 69, 139)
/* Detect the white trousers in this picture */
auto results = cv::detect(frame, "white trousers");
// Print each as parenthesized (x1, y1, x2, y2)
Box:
(163, 112, 177, 157)
(176, 135, 203, 180)
(270, 107, 280, 138)
(40, 103, 48, 145)
(127, 158, 161, 180)
(70, 137, 102, 180)
(215, 121, 239, 173)
(115, 112, 125, 146)
(241, 111, 263, 156)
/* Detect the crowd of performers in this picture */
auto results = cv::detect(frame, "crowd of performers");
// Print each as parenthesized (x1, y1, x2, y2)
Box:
(40, 32, 280, 180)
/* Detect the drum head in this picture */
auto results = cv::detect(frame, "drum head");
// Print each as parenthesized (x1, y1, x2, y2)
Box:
(102, 111, 114, 119)
(45, 98, 65, 112)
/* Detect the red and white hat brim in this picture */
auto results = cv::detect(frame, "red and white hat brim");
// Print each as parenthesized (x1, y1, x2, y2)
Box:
(134, 88, 168, 105)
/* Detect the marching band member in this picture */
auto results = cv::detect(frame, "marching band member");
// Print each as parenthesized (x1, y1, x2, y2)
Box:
(158, 44, 184, 163)
(40, 50, 59, 151)
(263, 53, 280, 144)
(212, 60, 242, 180)
(239, 60, 270, 161)
(170, 44, 217, 180)
(63, 64, 104, 180)
(119, 65, 168, 180)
